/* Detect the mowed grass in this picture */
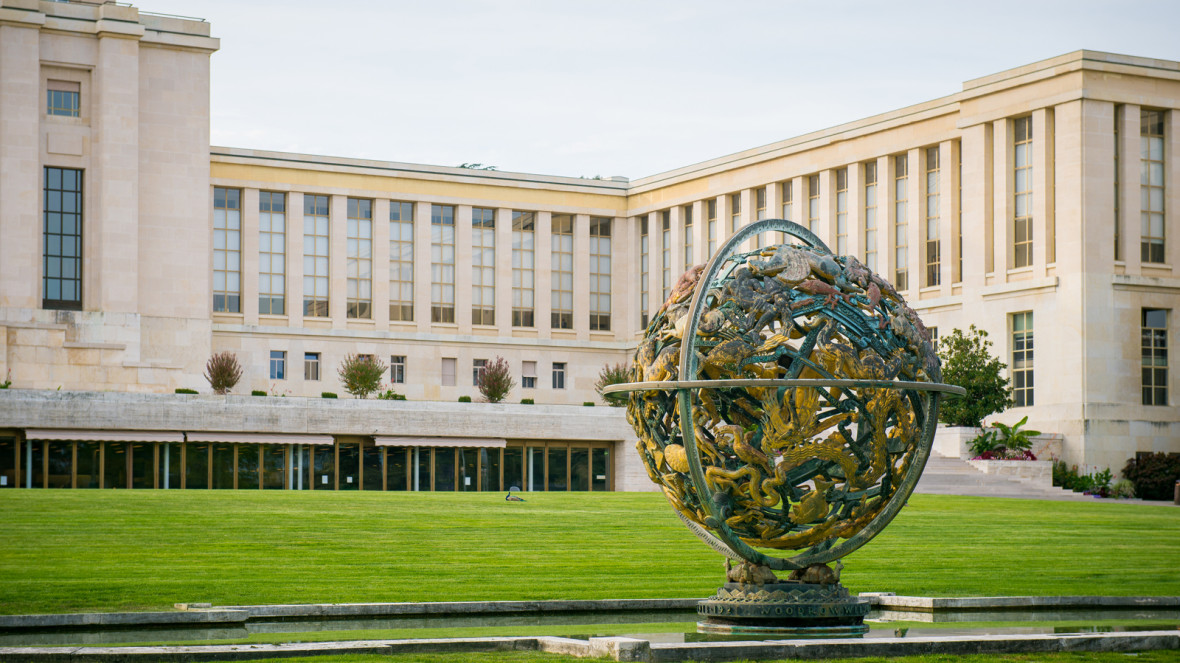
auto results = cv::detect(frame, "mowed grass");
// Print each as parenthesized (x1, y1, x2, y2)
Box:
(210, 652, 1180, 663)
(0, 491, 1177, 614)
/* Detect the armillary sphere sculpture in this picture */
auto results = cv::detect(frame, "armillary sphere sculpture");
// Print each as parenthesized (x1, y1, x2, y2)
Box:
(605, 219, 964, 635)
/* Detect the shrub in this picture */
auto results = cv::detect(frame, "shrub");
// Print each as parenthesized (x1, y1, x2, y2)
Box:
(969, 416, 1040, 460)
(376, 387, 406, 401)
(0, 369, 11, 389)
(595, 363, 630, 407)
(968, 428, 1002, 458)
(337, 354, 387, 399)
(321, 392, 337, 399)
(251, 389, 267, 396)
(1122, 452, 1180, 500)
(204, 352, 242, 395)
(458, 395, 472, 403)
(1085, 468, 1114, 497)
(1110, 479, 1136, 499)
(521, 398, 534, 405)
(583, 401, 595, 407)
(174, 388, 198, 395)
(477, 356, 515, 403)
(1052, 461, 1114, 496)
(936, 326, 1011, 427)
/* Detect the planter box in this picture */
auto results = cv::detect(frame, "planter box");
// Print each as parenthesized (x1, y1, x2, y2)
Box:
(965, 459, 1054, 489)
(933, 424, 1062, 461)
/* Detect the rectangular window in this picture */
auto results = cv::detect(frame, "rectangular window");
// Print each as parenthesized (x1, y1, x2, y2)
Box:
(346, 198, 373, 319)
(43, 167, 83, 310)
(1142, 309, 1168, 406)
(472, 207, 496, 325)
(730, 194, 741, 234)
(213, 187, 242, 313)
(781, 180, 793, 221)
(640, 216, 649, 329)
(1011, 311, 1034, 407)
(258, 192, 286, 315)
(1013, 116, 1033, 268)
(551, 214, 574, 329)
(303, 194, 330, 317)
(389, 201, 414, 322)
(835, 169, 848, 255)
(269, 350, 286, 380)
(864, 161, 878, 272)
(390, 355, 405, 384)
(956, 141, 963, 283)
(522, 361, 537, 389)
(1141, 109, 1166, 264)
(807, 174, 820, 236)
(441, 357, 456, 387)
(473, 358, 487, 386)
(894, 155, 909, 291)
(304, 352, 321, 381)
(431, 204, 455, 323)
(552, 362, 566, 389)
(683, 205, 694, 270)
(925, 146, 941, 287)
(661, 211, 671, 302)
(46, 80, 79, 117)
(707, 199, 717, 256)
(512, 211, 535, 327)
(589, 217, 611, 331)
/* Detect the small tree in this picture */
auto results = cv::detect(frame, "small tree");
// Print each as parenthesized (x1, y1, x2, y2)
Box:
(204, 351, 242, 395)
(477, 355, 515, 403)
(595, 363, 631, 407)
(338, 354, 387, 399)
(937, 325, 1011, 427)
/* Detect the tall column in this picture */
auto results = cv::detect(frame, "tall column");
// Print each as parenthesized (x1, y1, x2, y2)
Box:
(993, 118, 1013, 279)
(961, 125, 991, 287)
(620, 216, 640, 335)
(690, 201, 705, 265)
(454, 205, 473, 333)
(0, 20, 41, 310)
(669, 206, 685, 278)
(494, 207, 512, 336)
(286, 192, 305, 328)
(372, 199, 391, 327)
(1166, 109, 1180, 269)
(573, 213, 591, 340)
(881, 155, 897, 286)
(413, 201, 432, 331)
(846, 165, 862, 260)
(1118, 104, 1141, 274)
(241, 188, 260, 325)
(906, 148, 922, 294)
(535, 210, 552, 338)
(1033, 107, 1056, 272)
(938, 140, 957, 296)
(328, 195, 347, 324)
(645, 212, 660, 318)
(93, 33, 141, 313)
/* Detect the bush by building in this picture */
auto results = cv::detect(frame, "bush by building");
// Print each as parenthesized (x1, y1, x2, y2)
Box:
(936, 326, 1011, 428)
(204, 352, 242, 395)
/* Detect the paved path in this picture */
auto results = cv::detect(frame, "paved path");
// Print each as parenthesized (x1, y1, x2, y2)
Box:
(915, 452, 1097, 501)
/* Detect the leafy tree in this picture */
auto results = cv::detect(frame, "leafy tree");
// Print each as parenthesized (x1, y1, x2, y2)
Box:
(204, 351, 242, 395)
(936, 325, 1011, 427)
(337, 354, 387, 399)
(477, 355, 515, 403)
(595, 363, 631, 407)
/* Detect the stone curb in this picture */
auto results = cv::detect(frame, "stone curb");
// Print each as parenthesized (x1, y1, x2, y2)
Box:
(1, 631, 1178, 662)
(216, 598, 701, 619)
(0, 610, 248, 631)
(866, 595, 1180, 611)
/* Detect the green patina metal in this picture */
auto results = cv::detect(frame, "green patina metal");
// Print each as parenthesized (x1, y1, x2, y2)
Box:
(606, 219, 964, 634)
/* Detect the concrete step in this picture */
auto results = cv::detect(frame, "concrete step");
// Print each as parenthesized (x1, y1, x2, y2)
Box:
(915, 452, 1092, 501)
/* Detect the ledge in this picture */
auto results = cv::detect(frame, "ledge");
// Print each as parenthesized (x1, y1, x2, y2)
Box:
(63, 341, 126, 351)
(1112, 273, 1180, 293)
(980, 276, 1059, 300)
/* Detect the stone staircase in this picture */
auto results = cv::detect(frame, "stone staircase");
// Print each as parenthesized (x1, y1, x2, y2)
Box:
(915, 452, 1092, 501)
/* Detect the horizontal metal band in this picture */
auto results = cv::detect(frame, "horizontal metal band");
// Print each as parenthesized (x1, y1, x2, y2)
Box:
(602, 378, 966, 396)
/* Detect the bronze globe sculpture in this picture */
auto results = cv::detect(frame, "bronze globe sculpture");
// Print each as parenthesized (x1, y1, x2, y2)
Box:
(605, 219, 964, 635)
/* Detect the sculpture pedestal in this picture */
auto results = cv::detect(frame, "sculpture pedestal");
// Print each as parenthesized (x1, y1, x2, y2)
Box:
(697, 582, 871, 636)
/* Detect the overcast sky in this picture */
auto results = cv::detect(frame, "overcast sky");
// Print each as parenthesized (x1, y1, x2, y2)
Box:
(145, 1, 1180, 180)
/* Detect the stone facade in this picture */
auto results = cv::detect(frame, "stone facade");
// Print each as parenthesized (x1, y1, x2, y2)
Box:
(0, 0, 1177, 478)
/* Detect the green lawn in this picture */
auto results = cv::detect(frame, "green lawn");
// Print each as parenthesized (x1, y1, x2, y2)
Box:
(0, 491, 1176, 614)
(206, 652, 1180, 663)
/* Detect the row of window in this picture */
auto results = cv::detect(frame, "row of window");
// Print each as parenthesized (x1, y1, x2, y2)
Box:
(0, 439, 611, 492)
(266, 352, 568, 390)
(637, 110, 1170, 325)
(1005, 307, 1169, 408)
(213, 191, 614, 331)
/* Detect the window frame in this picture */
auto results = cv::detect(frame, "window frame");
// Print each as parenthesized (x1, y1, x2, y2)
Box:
(258, 191, 286, 315)
(1142, 308, 1168, 406)
(269, 350, 287, 381)
(551, 214, 574, 329)
(42, 166, 83, 311)
(1013, 116, 1034, 269)
(390, 355, 406, 384)
(304, 352, 321, 381)
(303, 194, 330, 318)
(552, 362, 566, 390)
(864, 161, 878, 272)
(511, 211, 535, 327)
(389, 201, 415, 322)
(893, 155, 909, 292)
(925, 146, 941, 287)
(589, 217, 611, 331)
(1011, 311, 1034, 408)
(1140, 109, 1166, 264)
(471, 207, 496, 326)
(430, 204, 456, 324)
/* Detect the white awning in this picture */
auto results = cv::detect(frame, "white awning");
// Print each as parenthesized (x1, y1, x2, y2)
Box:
(374, 436, 506, 449)
(24, 429, 184, 443)
(185, 432, 335, 445)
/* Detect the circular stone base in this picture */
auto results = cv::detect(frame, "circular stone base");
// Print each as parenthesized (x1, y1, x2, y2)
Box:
(697, 582, 871, 636)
